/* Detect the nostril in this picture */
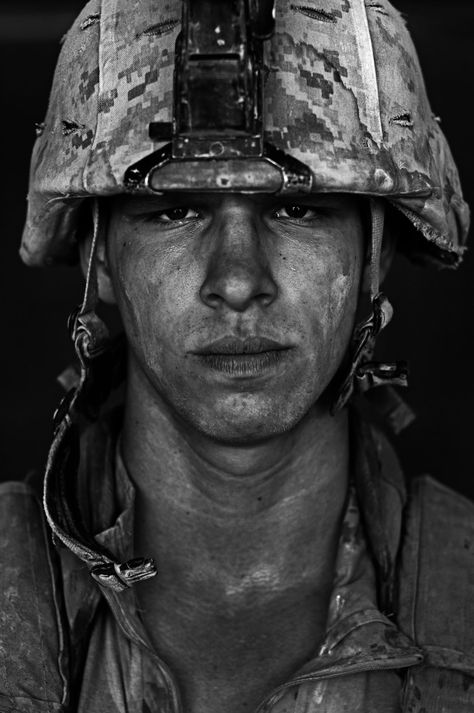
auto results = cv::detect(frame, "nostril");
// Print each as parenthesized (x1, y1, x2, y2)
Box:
(200, 268, 278, 312)
(257, 291, 275, 308)
(202, 290, 223, 309)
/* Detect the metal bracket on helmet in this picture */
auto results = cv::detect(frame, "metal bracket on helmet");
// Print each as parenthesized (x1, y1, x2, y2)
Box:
(125, 141, 313, 194)
(124, 0, 312, 195)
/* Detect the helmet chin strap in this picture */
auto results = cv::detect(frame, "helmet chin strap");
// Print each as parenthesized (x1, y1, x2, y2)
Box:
(44, 199, 157, 593)
(332, 198, 409, 414)
(69, 199, 110, 364)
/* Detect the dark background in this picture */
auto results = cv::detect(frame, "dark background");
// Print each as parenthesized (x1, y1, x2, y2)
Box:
(1, 1, 473, 496)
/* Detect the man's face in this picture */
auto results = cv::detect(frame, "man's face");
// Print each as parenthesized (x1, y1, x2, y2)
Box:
(106, 193, 365, 443)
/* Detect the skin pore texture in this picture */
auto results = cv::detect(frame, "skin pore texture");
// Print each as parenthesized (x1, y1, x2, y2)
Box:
(91, 192, 367, 713)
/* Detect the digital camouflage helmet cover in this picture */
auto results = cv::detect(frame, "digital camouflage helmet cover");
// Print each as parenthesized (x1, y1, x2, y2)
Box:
(22, 0, 468, 268)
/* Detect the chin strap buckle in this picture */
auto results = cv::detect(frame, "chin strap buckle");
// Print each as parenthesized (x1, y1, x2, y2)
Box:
(91, 557, 157, 592)
(356, 360, 409, 392)
(333, 293, 409, 413)
(69, 309, 110, 362)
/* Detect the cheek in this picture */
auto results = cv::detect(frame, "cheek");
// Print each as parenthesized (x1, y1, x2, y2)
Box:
(281, 241, 360, 336)
(325, 264, 359, 331)
(274, 236, 362, 395)
(324, 269, 359, 364)
(110, 236, 196, 366)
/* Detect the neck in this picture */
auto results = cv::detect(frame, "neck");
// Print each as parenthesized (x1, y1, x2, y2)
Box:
(121, 362, 350, 609)
(120, 363, 350, 710)
(121, 364, 349, 529)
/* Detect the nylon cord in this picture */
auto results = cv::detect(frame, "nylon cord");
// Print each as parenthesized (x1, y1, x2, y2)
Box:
(80, 198, 102, 316)
(369, 197, 385, 302)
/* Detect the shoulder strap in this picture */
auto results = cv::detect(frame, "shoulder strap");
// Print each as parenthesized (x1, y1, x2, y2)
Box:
(397, 475, 474, 711)
(0, 481, 71, 713)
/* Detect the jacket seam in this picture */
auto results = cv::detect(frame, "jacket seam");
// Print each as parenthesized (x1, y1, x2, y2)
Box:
(40, 499, 70, 708)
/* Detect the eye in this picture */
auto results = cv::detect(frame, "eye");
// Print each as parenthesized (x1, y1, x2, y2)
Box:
(274, 204, 321, 221)
(147, 206, 200, 223)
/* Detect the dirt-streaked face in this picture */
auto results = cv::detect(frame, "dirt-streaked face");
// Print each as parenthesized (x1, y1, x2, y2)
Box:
(106, 192, 364, 443)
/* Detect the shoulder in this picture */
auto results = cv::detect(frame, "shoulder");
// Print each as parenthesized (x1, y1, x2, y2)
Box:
(397, 476, 474, 710)
(398, 474, 474, 659)
(0, 479, 70, 712)
(398, 475, 474, 630)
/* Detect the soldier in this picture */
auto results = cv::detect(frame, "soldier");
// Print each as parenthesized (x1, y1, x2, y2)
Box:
(1, 0, 473, 711)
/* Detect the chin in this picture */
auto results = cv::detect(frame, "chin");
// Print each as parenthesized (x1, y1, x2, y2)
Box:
(178, 392, 316, 445)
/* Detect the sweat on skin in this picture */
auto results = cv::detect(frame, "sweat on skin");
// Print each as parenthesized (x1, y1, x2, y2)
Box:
(79, 191, 384, 713)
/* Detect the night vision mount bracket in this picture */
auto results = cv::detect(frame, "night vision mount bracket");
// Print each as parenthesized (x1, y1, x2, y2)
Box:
(125, 0, 313, 194)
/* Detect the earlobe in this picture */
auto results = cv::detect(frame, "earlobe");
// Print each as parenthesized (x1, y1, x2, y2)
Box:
(78, 232, 117, 306)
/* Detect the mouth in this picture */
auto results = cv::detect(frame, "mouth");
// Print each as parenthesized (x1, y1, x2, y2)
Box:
(191, 337, 293, 377)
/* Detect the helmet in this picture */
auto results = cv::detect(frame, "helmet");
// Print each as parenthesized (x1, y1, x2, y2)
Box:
(21, 0, 469, 269)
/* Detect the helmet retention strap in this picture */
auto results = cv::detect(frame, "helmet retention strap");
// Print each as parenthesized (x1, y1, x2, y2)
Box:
(66, 199, 110, 363)
(369, 198, 384, 302)
(81, 198, 102, 315)
(55, 199, 115, 419)
(45, 201, 157, 591)
(332, 198, 409, 413)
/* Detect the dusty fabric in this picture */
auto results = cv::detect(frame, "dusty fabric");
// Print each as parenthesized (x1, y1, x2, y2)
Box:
(2, 414, 474, 711)
(21, 0, 469, 267)
(0, 481, 69, 713)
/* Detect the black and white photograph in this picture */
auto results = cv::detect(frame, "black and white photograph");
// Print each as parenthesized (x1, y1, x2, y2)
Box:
(1, 1, 473, 711)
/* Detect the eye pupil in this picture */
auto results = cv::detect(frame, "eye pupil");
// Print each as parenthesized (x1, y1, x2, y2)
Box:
(286, 205, 308, 219)
(167, 207, 188, 220)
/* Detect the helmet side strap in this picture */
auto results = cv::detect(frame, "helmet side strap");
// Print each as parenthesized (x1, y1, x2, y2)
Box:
(369, 197, 384, 303)
(80, 198, 102, 316)
(68, 198, 110, 362)
(46, 198, 157, 590)
(332, 198, 409, 415)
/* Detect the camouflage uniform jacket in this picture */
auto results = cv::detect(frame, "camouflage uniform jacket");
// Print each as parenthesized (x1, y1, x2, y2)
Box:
(1, 412, 474, 713)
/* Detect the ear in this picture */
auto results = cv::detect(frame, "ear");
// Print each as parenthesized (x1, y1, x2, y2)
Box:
(78, 229, 117, 306)
(360, 228, 397, 294)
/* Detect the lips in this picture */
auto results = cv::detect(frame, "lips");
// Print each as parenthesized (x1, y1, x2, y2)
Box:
(194, 336, 289, 356)
(191, 336, 292, 377)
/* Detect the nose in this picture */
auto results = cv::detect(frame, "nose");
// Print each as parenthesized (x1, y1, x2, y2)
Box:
(199, 206, 278, 312)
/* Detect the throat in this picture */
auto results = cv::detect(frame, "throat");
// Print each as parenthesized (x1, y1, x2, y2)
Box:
(133, 472, 343, 713)
(122, 393, 350, 712)
(137, 550, 333, 713)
